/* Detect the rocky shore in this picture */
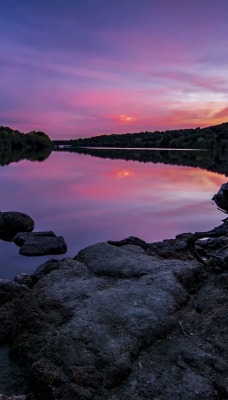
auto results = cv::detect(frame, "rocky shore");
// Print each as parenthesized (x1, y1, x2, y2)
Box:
(0, 217, 227, 400)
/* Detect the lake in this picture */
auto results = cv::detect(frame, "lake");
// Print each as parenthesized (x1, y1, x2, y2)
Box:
(0, 149, 226, 279)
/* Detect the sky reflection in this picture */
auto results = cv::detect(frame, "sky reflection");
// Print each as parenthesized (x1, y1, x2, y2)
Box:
(0, 151, 226, 278)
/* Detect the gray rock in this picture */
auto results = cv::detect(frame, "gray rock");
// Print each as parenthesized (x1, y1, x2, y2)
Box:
(31, 258, 62, 280)
(1, 223, 227, 399)
(0, 282, 29, 395)
(5, 238, 226, 400)
(0, 212, 34, 241)
(13, 231, 56, 247)
(19, 235, 67, 256)
(13, 273, 34, 286)
(108, 233, 193, 260)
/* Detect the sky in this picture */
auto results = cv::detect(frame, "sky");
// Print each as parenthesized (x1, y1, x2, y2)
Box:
(0, 0, 228, 139)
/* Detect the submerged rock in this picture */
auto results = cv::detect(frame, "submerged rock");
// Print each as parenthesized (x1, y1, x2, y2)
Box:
(0, 212, 34, 241)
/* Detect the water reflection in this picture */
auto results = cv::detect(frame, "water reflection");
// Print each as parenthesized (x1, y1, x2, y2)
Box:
(0, 151, 226, 278)
(0, 146, 51, 166)
(64, 147, 228, 176)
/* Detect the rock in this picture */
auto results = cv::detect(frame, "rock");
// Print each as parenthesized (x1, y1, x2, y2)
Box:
(13, 231, 67, 257)
(108, 233, 193, 261)
(19, 235, 67, 256)
(31, 258, 67, 280)
(4, 235, 226, 400)
(0, 212, 34, 241)
(108, 236, 148, 248)
(13, 273, 34, 286)
(13, 231, 56, 247)
(0, 395, 26, 400)
(0, 222, 227, 399)
(0, 282, 29, 395)
(0, 280, 28, 343)
(212, 182, 228, 212)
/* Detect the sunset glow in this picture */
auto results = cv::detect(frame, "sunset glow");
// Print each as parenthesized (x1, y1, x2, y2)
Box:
(0, 1, 227, 138)
(115, 169, 134, 178)
(118, 115, 136, 123)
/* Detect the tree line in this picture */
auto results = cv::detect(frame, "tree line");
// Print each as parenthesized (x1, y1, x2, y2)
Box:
(53, 122, 228, 151)
(0, 126, 52, 166)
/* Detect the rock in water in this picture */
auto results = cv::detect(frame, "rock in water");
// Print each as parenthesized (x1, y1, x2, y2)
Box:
(0, 212, 34, 241)
(13, 231, 56, 247)
(212, 182, 228, 212)
(19, 235, 67, 256)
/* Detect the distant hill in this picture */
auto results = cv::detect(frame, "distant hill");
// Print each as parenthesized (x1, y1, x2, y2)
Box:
(53, 122, 228, 150)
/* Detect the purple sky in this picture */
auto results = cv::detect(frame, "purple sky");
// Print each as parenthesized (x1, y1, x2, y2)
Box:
(0, 0, 228, 139)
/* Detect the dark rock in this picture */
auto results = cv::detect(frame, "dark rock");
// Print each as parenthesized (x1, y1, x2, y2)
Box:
(0, 395, 26, 400)
(108, 236, 148, 248)
(1, 225, 227, 399)
(13, 231, 56, 247)
(19, 235, 67, 256)
(212, 182, 228, 212)
(0, 212, 34, 241)
(108, 233, 193, 260)
(31, 258, 62, 280)
(13, 273, 34, 286)
(147, 233, 193, 260)
(0, 282, 29, 395)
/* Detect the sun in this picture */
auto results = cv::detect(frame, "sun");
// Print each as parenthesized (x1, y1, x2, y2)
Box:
(116, 169, 133, 178)
(118, 115, 135, 123)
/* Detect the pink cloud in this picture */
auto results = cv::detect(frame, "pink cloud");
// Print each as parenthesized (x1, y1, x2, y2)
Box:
(154, 70, 227, 92)
(213, 107, 228, 119)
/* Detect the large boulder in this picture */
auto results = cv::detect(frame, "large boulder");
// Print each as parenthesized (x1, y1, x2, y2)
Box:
(5, 236, 227, 400)
(212, 182, 228, 213)
(0, 212, 34, 241)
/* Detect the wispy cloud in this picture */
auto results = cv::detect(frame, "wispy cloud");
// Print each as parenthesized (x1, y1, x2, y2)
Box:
(0, 0, 227, 137)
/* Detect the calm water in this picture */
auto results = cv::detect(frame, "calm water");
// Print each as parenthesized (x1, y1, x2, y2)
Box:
(0, 151, 226, 279)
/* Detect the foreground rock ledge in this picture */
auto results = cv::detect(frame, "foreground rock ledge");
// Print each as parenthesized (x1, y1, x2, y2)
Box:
(0, 221, 227, 400)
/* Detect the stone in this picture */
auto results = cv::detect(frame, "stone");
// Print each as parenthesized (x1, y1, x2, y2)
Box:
(212, 182, 228, 212)
(13, 273, 34, 286)
(13, 231, 56, 247)
(108, 233, 193, 261)
(19, 235, 67, 256)
(0, 282, 29, 395)
(0, 221, 227, 399)
(0, 212, 34, 241)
